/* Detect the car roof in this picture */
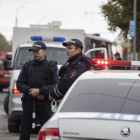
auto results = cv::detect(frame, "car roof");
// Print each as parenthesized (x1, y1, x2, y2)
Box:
(79, 70, 140, 80)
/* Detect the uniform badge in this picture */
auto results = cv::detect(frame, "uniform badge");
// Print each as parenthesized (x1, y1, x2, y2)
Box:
(70, 70, 77, 78)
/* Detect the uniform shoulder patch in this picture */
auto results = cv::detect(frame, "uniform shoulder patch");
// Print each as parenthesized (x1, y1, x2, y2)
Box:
(70, 70, 77, 78)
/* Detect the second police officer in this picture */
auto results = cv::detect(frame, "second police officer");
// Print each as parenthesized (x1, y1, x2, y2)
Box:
(49, 38, 92, 100)
(16, 41, 59, 140)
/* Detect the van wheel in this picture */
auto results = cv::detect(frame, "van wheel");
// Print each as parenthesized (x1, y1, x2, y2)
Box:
(4, 94, 9, 115)
(8, 120, 20, 132)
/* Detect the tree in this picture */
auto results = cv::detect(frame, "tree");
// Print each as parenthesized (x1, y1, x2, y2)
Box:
(0, 33, 12, 51)
(100, 0, 140, 51)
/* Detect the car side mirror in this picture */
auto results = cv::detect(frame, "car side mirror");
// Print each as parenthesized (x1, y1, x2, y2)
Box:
(3, 59, 13, 70)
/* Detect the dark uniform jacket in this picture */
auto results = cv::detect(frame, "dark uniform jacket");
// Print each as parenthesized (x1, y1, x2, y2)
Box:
(50, 52, 92, 100)
(16, 57, 59, 100)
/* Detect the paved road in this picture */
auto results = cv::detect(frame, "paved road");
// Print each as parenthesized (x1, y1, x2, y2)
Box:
(0, 89, 38, 140)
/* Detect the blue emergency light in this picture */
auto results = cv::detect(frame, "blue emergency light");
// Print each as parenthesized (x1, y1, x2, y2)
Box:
(30, 36, 65, 42)
(30, 36, 42, 41)
(53, 37, 65, 42)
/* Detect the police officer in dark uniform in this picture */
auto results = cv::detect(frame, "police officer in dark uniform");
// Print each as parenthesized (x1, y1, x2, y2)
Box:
(111, 52, 124, 70)
(114, 52, 122, 60)
(49, 39, 92, 100)
(16, 41, 59, 140)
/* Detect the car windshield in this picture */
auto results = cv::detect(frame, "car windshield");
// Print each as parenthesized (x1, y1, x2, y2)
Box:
(13, 47, 67, 69)
(60, 79, 140, 115)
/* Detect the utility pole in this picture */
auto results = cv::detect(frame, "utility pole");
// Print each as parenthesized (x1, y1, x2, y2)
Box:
(15, 2, 28, 27)
(133, 0, 137, 61)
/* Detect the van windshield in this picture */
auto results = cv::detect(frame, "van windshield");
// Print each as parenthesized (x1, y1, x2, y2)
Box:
(13, 47, 67, 70)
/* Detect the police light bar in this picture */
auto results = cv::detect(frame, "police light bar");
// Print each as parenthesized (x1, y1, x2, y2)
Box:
(92, 59, 140, 66)
(30, 36, 65, 42)
(92, 59, 131, 66)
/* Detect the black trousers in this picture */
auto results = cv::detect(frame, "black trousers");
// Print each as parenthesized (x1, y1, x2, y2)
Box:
(19, 98, 52, 140)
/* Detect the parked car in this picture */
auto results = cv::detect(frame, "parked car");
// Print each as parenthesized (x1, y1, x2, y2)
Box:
(37, 60, 140, 140)
(2, 52, 12, 115)
(3, 42, 67, 132)
(0, 59, 11, 92)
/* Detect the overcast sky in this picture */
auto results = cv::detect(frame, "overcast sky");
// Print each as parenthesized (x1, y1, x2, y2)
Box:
(0, 0, 120, 41)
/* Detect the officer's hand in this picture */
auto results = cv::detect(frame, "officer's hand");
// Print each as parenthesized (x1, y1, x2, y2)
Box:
(29, 88, 39, 97)
(49, 93, 53, 100)
(36, 95, 45, 100)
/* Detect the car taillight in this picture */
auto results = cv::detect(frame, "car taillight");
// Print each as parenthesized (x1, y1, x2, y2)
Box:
(12, 84, 20, 93)
(38, 128, 60, 140)
(12, 111, 18, 114)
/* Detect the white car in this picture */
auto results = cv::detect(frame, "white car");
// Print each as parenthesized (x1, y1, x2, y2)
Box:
(37, 60, 140, 140)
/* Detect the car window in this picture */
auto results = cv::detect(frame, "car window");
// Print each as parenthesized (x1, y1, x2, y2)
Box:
(46, 47, 67, 65)
(60, 79, 140, 115)
(86, 50, 105, 59)
(13, 47, 67, 70)
(120, 80, 140, 114)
